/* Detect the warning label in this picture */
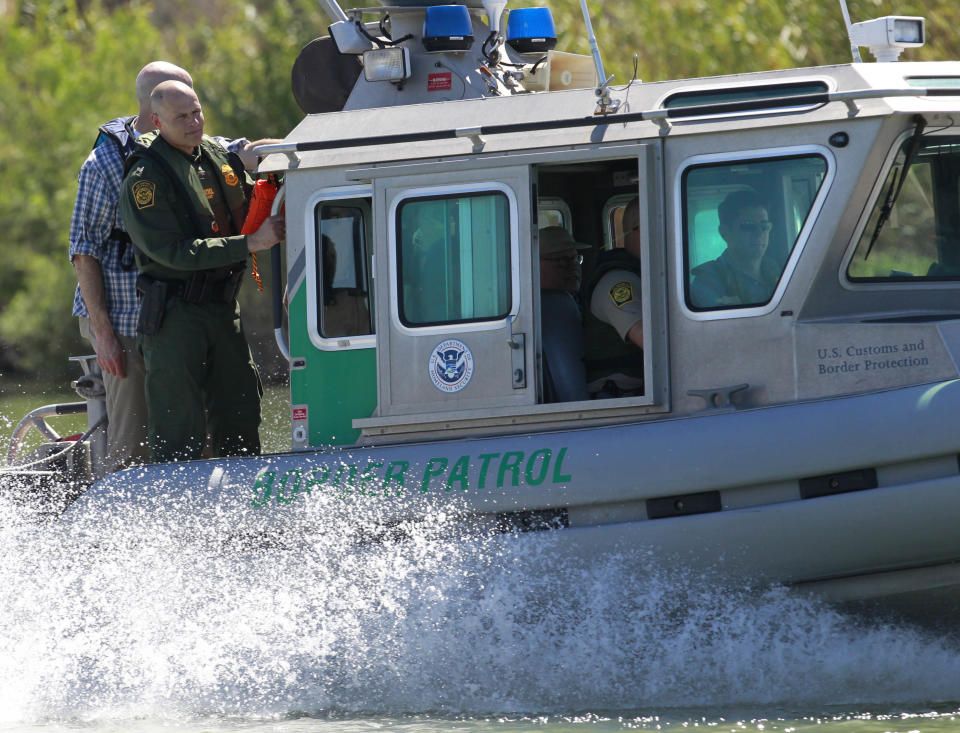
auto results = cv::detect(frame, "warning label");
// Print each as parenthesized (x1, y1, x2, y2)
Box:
(428, 72, 453, 92)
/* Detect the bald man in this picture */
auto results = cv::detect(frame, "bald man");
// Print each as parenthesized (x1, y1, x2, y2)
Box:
(69, 62, 198, 472)
(119, 81, 284, 463)
(69, 62, 276, 472)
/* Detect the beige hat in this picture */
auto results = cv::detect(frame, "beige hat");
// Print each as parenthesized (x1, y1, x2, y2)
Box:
(539, 226, 590, 256)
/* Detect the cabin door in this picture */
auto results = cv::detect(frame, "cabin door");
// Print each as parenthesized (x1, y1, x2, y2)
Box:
(374, 166, 536, 417)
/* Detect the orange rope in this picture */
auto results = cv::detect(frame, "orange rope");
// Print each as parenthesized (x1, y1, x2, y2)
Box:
(251, 253, 263, 292)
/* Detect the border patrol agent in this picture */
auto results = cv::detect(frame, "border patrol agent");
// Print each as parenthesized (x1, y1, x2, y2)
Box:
(119, 81, 283, 463)
(584, 198, 645, 397)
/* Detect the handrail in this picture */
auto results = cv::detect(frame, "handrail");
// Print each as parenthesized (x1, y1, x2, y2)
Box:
(251, 86, 959, 160)
(5, 402, 86, 466)
(270, 185, 292, 363)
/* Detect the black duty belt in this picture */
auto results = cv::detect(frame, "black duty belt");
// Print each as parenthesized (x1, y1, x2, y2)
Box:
(138, 267, 245, 306)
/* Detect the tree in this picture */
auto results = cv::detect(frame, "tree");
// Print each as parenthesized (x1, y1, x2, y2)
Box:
(0, 0, 957, 379)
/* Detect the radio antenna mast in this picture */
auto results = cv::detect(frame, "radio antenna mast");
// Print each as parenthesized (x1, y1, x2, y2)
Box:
(838, 0, 863, 62)
(580, 0, 619, 114)
(317, 0, 348, 23)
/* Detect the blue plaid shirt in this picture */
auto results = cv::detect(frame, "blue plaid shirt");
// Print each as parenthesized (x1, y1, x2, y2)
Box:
(69, 121, 248, 337)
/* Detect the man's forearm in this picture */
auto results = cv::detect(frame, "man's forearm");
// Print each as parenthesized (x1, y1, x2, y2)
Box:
(73, 254, 114, 337)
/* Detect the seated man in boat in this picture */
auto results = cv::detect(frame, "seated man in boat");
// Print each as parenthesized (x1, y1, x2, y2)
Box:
(539, 226, 590, 403)
(690, 190, 780, 309)
(583, 197, 644, 398)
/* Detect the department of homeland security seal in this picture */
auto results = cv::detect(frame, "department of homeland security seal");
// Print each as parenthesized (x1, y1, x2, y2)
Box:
(428, 339, 474, 393)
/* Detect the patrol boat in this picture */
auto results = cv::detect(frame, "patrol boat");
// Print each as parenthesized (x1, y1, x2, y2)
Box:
(7, 0, 960, 624)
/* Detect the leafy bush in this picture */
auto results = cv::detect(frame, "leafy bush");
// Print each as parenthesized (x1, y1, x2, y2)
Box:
(0, 0, 957, 379)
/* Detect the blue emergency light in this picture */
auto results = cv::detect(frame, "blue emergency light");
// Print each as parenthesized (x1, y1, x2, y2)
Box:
(423, 5, 475, 53)
(506, 7, 557, 54)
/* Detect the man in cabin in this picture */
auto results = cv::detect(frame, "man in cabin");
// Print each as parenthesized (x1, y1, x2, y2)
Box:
(583, 197, 644, 398)
(69, 61, 270, 472)
(539, 226, 589, 403)
(689, 190, 779, 309)
(118, 80, 284, 463)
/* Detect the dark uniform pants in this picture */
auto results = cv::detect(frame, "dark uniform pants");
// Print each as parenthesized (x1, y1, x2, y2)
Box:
(139, 299, 262, 463)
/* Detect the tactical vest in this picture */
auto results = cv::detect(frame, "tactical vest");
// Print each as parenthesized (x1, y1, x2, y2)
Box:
(583, 249, 644, 387)
(95, 116, 138, 266)
(125, 132, 249, 281)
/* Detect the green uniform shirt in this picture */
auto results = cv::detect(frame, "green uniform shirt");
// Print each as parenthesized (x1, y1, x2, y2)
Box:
(119, 132, 250, 281)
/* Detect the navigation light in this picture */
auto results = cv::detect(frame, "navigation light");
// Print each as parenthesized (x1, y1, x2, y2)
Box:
(506, 7, 557, 54)
(423, 5, 475, 53)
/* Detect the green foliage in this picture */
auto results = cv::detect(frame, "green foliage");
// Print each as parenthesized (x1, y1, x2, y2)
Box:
(550, 0, 958, 83)
(0, 0, 958, 379)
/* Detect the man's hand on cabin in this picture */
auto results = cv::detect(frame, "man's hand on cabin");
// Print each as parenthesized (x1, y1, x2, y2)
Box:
(237, 138, 283, 170)
(246, 214, 285, 253)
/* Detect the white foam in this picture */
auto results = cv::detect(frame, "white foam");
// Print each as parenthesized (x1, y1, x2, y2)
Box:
(1, 479, 958, 726)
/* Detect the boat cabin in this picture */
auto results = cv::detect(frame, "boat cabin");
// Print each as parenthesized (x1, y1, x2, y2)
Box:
(258, 2, 960, 451)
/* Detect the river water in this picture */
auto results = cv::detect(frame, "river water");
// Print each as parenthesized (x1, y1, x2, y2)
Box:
(1, 405, 959, 732)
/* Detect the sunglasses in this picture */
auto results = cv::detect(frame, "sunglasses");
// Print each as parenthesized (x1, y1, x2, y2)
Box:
(738, 220, 772, 234)
(544, 253, 584, 266)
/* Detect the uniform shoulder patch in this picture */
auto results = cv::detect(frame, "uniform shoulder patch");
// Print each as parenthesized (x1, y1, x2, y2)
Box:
(221, 164, 239, 187)
(132, 180, 156, 210)
(609, 280, 634, 307)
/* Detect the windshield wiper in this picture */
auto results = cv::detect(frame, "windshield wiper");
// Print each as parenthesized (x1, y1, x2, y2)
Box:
(864, 114, 927, 261)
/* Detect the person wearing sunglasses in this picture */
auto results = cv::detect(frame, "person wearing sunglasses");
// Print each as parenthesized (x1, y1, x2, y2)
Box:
(690, 189, 779, 309)
(539, 226, 590, 403)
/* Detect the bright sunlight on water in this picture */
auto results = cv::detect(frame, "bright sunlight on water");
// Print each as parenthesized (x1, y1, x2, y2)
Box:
(1, 386, 959, 733)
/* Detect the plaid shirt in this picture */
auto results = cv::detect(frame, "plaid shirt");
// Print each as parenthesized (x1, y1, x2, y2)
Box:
(69, 120, 248, 337)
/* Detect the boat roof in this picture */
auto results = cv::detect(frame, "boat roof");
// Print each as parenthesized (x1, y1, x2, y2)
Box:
(261, 60, 960, 173)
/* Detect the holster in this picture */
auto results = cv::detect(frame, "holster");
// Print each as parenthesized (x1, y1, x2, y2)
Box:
(136, 275, 169, 336)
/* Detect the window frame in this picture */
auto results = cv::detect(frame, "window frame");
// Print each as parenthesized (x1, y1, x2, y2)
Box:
(602, 193, 640, 250)
(388, 182, 521, 337)
(657, 77, 835, 123)
(537, 196, 573, 232)
(305, 186, 376, 352)
(676, 145, 835, 322)
(841, 129, 960, 290)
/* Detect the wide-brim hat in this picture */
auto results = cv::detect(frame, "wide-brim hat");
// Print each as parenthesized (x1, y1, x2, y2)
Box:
(539, 226, 590, 255)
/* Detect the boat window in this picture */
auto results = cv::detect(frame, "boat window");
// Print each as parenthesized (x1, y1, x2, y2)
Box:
(905, 77, 960, 88)
(397, 190, 512, 327)
(603, 194, 638, 250)
(848, 136, 960, 282)
(538, 196, 572, 231)
(683, 154, 827, 311)
(316, 198, 373, 338)
(664, 81, 828, 115)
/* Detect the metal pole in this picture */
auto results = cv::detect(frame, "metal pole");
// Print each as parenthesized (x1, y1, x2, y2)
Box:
(316, 0, 349, 24)
(579, 0, 610, 94)
(838, 0, 863, 63)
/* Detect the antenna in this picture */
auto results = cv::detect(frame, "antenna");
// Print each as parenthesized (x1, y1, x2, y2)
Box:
(316, 0, 349, 24)
(579, 0, 619, 115)
(838, 0, 864, 62)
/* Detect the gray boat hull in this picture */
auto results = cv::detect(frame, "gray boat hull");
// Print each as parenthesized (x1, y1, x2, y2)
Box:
(62, 379, 960, 624)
